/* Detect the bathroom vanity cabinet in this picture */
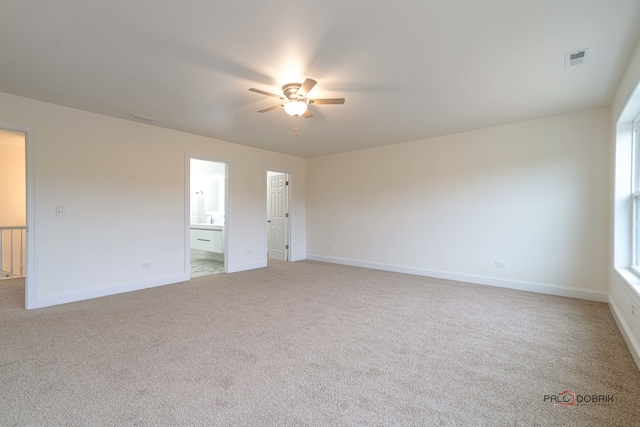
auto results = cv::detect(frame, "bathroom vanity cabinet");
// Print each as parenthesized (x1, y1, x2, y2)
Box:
(190, 225, 224, 253)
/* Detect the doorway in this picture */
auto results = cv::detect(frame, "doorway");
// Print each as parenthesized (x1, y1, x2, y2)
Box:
(189, 158, 227, 277)
(0, 130, 26, 281)
(266, 171, 290, 261)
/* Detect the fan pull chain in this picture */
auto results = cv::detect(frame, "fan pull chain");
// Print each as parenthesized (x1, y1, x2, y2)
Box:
(294, 115, 298, 137)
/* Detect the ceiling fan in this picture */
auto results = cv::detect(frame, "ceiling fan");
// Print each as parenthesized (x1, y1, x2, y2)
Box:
(249, 78, 345, 119)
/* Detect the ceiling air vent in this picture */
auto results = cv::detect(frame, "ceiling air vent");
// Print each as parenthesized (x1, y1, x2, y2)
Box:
(565, 48, 590, 68)
(128, 114, 157, 124)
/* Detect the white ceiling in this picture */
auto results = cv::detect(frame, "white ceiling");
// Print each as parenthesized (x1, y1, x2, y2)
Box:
(1, 1, 639, 158)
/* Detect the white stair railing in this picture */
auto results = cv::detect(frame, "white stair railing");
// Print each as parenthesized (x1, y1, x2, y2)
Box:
(0, 226, 26, 279)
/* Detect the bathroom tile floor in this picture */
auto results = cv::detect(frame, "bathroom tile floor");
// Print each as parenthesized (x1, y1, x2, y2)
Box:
(190, 254, 224, 277)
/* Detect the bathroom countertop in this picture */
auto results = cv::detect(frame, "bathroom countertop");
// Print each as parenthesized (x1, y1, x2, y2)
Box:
(190, 223, 224, 230)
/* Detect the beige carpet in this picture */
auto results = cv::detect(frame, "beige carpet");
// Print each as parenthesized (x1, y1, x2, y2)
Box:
(1, 260, 639, 426)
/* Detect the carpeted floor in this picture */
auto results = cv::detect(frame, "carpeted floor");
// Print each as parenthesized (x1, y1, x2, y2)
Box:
(1, 260, 639, 426)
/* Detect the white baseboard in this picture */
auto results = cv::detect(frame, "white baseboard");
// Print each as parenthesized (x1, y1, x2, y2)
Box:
(608, 295, 640, 371)
(306, 254, 609, 302)
(33, 258, 271, 307)
(32, 274, 190, 309)
(227, 260, 267, 273)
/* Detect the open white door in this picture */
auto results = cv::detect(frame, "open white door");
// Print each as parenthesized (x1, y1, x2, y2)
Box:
(267, 173, 289, 261)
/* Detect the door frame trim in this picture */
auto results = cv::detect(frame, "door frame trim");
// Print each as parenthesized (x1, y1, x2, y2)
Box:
(0, 120, 36, 309)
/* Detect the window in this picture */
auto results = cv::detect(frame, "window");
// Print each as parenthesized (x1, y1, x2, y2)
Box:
(632, 115, 640, 272)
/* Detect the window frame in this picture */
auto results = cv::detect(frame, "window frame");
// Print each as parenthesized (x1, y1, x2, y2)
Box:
(631, 114, 640, 275)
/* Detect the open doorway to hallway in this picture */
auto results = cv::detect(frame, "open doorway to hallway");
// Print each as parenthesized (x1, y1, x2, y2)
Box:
(0, 129, 26, 281)
(267, 171, 290, 261)
(189, 158, 227, 277)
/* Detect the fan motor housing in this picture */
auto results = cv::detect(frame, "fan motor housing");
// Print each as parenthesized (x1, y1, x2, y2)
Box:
(282, 83, 303, 99)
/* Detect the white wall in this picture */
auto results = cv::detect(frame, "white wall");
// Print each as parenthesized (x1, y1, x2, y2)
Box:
(0, 91, 306, 307)
(610, 35, 640, 369)
(307, 108, 610, 299)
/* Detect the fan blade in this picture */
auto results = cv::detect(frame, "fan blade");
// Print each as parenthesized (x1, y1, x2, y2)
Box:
(258, 105, 283, 113)
(309, 98, 345, 105)
(297, 78, 317, 98)
(302, 109, 313, 119)
(249, 88, 283, 99)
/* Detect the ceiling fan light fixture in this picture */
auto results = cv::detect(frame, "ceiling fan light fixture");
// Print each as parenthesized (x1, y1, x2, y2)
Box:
(284, 101, 308, 116)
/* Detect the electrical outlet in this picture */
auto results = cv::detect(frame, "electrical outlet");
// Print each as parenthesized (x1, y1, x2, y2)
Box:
(495, 260, 507, 268)
(141, 262, 151, 269)
(633, 305, 637, 317)
(328, 245, 334, 250)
